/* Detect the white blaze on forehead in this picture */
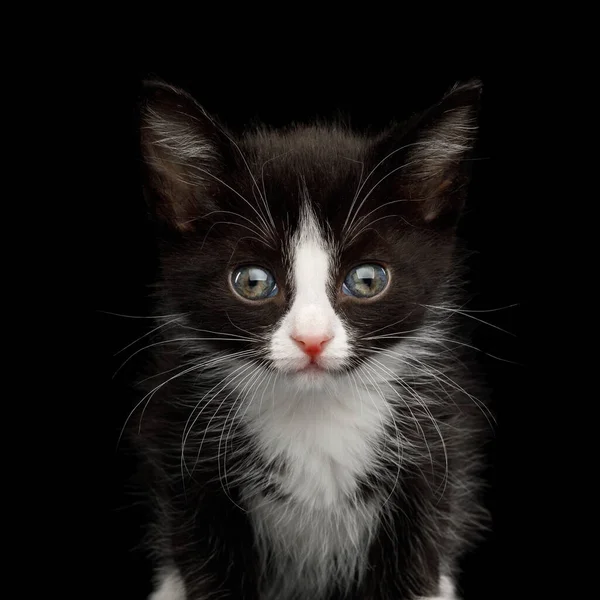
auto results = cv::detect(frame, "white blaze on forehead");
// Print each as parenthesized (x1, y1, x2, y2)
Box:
(248, 200, 392, 591)
(267, 198, 349, 374)
(149, 567, 186, 600)
(290, 205, 334, 338)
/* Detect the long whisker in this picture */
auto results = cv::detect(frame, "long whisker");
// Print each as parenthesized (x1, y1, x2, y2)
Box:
(361, 311, 422, 338)
(345, 198, 412, 240)
(116, 359, 209, 450)
(343, 141, 427, 233)
(230, 363, 275, 443)
(346, 161, 423, 239)
(97, 311, 187, 320)
(172, 108, 276, 237)
(178, 323, 260, 341)
(225, 312, 264, 340)
(405, 354, 496, 428)
(363, 333, 520, 365)
(423, 303, 520, 313)
(419, 304, 517, 336)
(113, 317, 180, 356)
(181, 360, 259, 477)
(168, 158, 273, 236)
(213, 364, 267, 511)
(220, 362, 271, 499)
(139, 351, 261, 439)
(191, 361, 264, 487)
(250, 368, 278, 428)
(362, 310, 470, 341)
(361, 360, 436, 477)
(138, 350, 257, 383)
(349, 361, 387, 446)
(363, 325, 444, 341)
(366, 346, 495, 428)
(113, 336, 258, 378)
(200, 221, 274, 251)
(345, 214, 412, 247)
(366, 357, 449, 498)
(184, 209, 273, 245)
(350, 362, 405, 507)
(232, 144, 276, 234)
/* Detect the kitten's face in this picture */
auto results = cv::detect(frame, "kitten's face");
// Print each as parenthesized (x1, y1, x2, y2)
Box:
(141, 81, 480, 390)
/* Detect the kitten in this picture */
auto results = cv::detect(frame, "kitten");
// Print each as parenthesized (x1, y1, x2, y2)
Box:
(130, 78, 489, 600)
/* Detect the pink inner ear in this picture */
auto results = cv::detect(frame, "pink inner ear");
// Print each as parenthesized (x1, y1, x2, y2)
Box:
(423, 178, 455, 223)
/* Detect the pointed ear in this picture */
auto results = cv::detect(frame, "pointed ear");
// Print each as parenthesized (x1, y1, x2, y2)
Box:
(139, 80, 230, 231)
(377, 79, 482, 227)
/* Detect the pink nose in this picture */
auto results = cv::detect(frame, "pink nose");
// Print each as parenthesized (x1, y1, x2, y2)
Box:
(292, 334, 332, 358)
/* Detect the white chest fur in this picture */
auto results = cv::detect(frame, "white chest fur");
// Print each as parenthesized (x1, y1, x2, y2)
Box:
(242, 376, 391, 597)
(246, 376, 389, 507)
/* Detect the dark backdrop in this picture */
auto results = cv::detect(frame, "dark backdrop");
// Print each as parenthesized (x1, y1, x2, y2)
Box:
(96, 59, 523, 600)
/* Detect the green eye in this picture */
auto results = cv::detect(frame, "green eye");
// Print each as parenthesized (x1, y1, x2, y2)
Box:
(232, 266, 278, 300)
(342, 264, 388, 298)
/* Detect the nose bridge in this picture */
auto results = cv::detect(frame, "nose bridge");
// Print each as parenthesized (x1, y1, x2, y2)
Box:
(289, 206, 334, 337)
(293, 301, 330, 335)
(290, 248, 335, 337)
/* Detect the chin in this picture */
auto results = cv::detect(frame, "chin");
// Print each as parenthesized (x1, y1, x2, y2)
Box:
(285, 362, 344, 391)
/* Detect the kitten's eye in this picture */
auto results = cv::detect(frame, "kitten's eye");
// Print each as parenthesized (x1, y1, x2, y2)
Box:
(342, 264, 389, 298)
(231, 266, 278, 300)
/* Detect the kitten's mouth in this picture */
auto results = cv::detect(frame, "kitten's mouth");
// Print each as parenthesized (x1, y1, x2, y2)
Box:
(302, 363, 324, 372)
(295, 359, 326, 374)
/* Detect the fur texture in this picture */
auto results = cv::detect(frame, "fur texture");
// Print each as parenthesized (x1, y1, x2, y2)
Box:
(128, 78, 489, 599)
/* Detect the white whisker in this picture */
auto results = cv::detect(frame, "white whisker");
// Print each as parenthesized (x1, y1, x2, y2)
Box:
(200, 220, 274, 251)
(97, 310, 187, 320)
(168, 157, 273, 237)
(113, 317, 180, 356)
(419, 303, 517, 337)
(184, 209, 273, 245)
(366, 346, 495, 429)
(366, 357, 449, 498)
(181, 360, 259, 477)
(342, 141, 427, 234)
(220, 363, 271, 498)
(113, 336, 258, 378)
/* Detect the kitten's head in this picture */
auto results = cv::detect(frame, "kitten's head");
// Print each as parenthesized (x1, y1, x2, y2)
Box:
(139, 80, 481, 390)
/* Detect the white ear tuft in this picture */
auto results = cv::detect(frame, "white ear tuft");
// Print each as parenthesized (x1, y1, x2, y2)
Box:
(401, 80, 482, 224)
(139, 81, 227, 231)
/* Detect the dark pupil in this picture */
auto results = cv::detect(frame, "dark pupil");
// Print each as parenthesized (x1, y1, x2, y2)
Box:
(361, 277, 374, 288)
(245, 268, 268, 292)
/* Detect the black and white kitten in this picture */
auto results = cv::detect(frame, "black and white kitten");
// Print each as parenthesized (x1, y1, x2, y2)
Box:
(131, 79, 488, 600)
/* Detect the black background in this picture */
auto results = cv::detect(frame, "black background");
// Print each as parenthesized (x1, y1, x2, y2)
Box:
(95, 57, 525, 600)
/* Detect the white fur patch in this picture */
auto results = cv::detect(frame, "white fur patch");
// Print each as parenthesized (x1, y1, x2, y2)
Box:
(247, 376, 389, 506)
(419, 574, 457, 600)
(246, 379, 387, 597)
(258, 204, 385, 506)
(149, 567, 186, 600)
(269, 203, 349, 377)
(243, 202, 394, 596)
(146, 105, 215, 161)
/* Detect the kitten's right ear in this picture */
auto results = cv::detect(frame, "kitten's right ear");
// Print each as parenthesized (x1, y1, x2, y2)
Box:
(139, 80, 228, 232)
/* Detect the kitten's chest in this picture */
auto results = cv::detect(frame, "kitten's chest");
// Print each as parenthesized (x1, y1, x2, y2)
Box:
(244, 379, 389, 507)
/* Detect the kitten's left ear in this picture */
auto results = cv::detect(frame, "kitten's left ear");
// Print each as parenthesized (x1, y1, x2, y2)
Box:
(139, 80, 231, 232)
(378, 79, 483, 227)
